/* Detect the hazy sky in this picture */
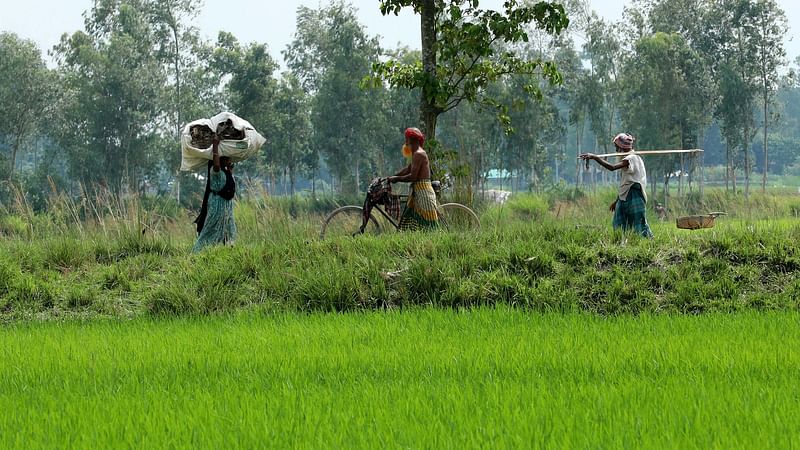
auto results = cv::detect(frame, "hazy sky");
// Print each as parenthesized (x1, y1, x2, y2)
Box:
(2, 0, 799, 66)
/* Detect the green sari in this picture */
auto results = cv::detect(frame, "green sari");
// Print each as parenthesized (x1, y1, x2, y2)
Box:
(192, 169, 237, 252)
(612, 183, 653, 238)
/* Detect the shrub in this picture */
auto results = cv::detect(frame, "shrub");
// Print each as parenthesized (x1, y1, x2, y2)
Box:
(0, 256, 20, 297)
(8, 275, 56, 311)
(145, 284, 200, 315)
(0, 215, 29, 237)
(43, 239, 92, 272)
(64, 284, 100, 308)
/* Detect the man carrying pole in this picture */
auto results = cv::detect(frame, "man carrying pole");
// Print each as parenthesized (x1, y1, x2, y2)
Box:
(580, 133, 654, 238)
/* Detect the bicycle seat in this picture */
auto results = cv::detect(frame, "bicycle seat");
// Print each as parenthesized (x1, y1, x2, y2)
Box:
(431, 180, 441, 192)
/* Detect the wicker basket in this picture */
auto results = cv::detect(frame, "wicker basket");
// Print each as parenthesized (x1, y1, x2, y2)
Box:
(676, 212, 726, 230)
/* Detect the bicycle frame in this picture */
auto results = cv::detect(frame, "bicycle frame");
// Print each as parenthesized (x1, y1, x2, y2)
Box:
(368, 194, 408, 231)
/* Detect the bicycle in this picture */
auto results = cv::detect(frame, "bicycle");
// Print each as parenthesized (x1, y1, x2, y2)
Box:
(319, 180, 480, 239)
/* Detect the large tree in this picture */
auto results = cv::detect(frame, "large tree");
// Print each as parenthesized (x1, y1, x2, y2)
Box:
(53, 1, 167, 191)
(704, 0, 762, 196)
(372, 0, 569, 146)
(565, 3, 621, 188)
(270, 73, 313, 195)
(147, 0, 205, 137)
(284, 1, 381, 194)
(204, 32, 279, 187)
(0, 33, 55, 180)
(619, 32, 709, 201)
(367, 49, 421, 180)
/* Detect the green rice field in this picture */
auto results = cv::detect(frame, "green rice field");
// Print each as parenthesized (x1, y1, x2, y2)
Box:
(2, 308, 799, 449)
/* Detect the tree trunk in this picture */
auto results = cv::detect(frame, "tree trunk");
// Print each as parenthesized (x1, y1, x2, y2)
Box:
(419, 0, 438, 140)
(744, 123, 750, 200)
(762, 94, 768, 192)
(175, 174, 181, 204)
(8, 135, 21, 179)
(725, 143, 730, 192)
(355, 158, 360, 196)
(172, 21, 182, 138)
(554, 155, 559, 183)
(650, 173, 656, 203)
(575, 121, 583, 188)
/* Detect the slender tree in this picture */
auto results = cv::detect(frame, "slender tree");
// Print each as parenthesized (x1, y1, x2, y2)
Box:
(147, 0, 204, 137)
(750, 0, 786, 191)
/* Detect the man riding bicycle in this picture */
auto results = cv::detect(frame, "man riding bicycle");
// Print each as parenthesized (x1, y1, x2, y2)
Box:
(387, 128, 439, 230)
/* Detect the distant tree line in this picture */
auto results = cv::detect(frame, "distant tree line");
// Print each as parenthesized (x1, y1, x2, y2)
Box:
(0, 0, 795, 211)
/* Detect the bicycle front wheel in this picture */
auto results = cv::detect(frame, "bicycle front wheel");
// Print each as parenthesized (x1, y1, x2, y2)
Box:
(437, 203, 481, 232)
(320, 206, 381, 240)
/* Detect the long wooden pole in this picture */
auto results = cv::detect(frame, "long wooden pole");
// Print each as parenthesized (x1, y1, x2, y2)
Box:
(576, 149, 704, 159)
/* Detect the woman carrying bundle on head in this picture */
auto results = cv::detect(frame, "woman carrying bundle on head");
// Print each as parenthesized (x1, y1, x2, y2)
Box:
(580, 133, 653, 238)
(192, 133, 237, 252)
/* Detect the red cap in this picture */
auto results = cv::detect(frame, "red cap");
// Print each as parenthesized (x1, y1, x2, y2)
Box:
(404, 127, 425, 146)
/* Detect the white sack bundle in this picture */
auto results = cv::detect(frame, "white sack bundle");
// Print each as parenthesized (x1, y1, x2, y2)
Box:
(180, 111, 266, 172)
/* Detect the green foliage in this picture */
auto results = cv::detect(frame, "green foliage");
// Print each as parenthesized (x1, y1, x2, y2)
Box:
(43, 238, 93, 272)
(620, 32, 710, 155)
(267, 73, 314, 193)
(214, 34, 278, 134)
(483, 194, 549, 223)
(0, 32, 55, 179)
(53, 9, 167, 190)
(285, 1, 384, 193)
(0, 254, 20, 299)
(0, 215, 28, 237)
(6, 273, 56, 311)
(2, 0, 796, 207)
(63, 283, 101, 309)
(372, 0, 569, 136)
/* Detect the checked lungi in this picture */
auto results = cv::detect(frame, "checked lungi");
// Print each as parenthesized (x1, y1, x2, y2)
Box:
(612, 183, 653, 238)
(398, 180, 439, 231)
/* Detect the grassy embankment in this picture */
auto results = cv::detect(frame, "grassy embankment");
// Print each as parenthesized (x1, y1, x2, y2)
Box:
(0, 187, 799, 319)
(1, 308, 799, 448)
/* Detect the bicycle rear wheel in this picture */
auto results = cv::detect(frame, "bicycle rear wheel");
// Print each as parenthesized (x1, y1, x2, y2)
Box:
(437, 203, 480, 232)
(320, 206, 382, 240)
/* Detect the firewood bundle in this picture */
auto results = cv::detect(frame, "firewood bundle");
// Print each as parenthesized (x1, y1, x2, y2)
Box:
(189, 119, 246, 148)
(215, 119, 245, 140)
(189, 125, 214, 148)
